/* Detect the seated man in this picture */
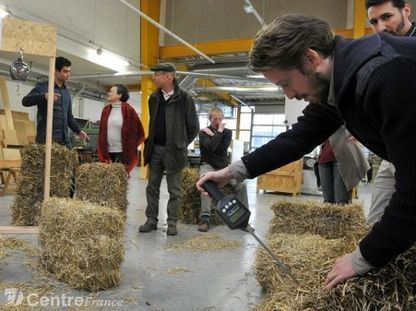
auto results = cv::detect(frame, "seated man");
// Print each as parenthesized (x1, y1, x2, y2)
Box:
(198, 107, 248, 232)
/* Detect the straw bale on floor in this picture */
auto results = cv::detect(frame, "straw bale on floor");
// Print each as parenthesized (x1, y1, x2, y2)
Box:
(300, 246, 416, 310)
(39, 198, 125, 291)
(180, 167, 234, 225)
(75, 163, 128, 212)
(269, 200, 367, 239)
(12, 144, 78, 225)
(254, 233, 356, 308)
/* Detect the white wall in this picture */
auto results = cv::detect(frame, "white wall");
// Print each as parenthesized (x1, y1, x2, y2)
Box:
(3, 0, 140, 63)
(1, 79, 106, 123)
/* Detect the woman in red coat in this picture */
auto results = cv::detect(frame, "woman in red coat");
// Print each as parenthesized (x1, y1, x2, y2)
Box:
(97, 83, 145, 174)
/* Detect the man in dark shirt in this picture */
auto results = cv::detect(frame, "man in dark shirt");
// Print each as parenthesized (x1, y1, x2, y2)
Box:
(197, 14, 416, 289)
(22, 56, 88, 147)
(365, 0, 416, 226)
(198, 107, 248, 232)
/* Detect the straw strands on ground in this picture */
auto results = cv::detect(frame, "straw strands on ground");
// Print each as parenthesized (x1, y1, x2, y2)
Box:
(169, 233, 241, 251)
(75, 163, 128, 213)
(180, 167, 233, 225)
(12, 144, 78, 225)
(39, 198, 125, 291)
(269, 200, 367, 239)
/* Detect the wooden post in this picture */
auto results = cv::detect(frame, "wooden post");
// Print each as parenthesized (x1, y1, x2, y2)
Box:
(43, 57, 55, 200)
(0, 77, 14, 129)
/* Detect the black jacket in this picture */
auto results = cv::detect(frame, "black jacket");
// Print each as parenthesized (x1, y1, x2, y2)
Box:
(242, 33, 416, 268)
(199, 127, 232, 169)
(144, 82, 199, 173)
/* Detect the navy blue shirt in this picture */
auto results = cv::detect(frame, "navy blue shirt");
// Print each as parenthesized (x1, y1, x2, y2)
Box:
(22, 81, 81, 146)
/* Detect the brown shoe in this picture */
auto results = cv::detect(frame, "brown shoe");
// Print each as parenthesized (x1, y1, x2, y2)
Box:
(198, 222, 209, 232)
(139, 220, 157, 233)
(167, 224, 177, 236)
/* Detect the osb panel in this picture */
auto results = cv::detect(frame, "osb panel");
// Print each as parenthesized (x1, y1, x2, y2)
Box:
(1, 18, 56, 56)
(257, 173, 302, 195)
(268, 159, 303, 175)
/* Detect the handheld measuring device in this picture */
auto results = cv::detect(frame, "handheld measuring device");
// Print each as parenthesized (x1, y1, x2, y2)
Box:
(202, 181, 298, 284)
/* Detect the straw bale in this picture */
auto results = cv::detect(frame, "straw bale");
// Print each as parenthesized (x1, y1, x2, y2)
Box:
(75, 163, 128, 212)
(39, 198, 125, 291)
(300, 246, 416, 311)
(11, 144, 78, 225)
(254, 233, 356, 308)
(269, 200, 367, 239)
(180, 167, 234, 225)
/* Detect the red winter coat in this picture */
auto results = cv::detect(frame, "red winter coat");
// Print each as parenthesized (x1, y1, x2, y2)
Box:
(97, 102, 145, 173)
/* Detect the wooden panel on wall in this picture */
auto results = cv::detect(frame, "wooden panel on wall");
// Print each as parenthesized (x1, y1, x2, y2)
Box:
(1, 18, 57, 57)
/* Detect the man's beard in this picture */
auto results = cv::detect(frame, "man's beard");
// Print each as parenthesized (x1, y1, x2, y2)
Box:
(304, 70, 330, 105)
(384, 14, 405, 36)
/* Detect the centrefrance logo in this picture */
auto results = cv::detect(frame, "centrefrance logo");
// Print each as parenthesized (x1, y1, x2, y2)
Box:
(3, 288, 124, 307)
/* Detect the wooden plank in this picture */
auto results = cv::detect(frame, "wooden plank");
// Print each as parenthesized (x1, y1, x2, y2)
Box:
(43, 57, 55, 200)
(1, 18, 57, 57)
(2, 148, 21, 160)
(2, 128, 19, 146)
(0, 78, 13, 129)
(0, 226, 38, 234)
(0, 159, 21, 168)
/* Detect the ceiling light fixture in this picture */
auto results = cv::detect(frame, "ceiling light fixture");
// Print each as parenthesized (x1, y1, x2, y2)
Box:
(86, 48, 129, 73)
(243, 0, 266, 26)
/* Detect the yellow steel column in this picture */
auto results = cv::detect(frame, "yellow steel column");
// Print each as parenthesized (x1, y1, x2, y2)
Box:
(353, 0, 366, 38)
(139, 0, 160, 179)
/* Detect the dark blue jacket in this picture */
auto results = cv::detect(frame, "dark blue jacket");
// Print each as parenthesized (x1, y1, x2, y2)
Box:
(242, 33, 416, 268)
(22, 81, 81, 146)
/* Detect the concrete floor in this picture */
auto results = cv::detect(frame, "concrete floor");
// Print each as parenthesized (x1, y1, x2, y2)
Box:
(0, 169, 372, 311)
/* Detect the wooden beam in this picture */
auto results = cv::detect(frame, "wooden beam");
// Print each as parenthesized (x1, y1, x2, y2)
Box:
(159, 28, 374, 60)
(0, 226, 38, 234)
(0, 78, 14, 129)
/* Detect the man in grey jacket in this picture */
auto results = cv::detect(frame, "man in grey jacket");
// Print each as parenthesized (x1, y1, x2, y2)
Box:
(139, 63, 199, 236)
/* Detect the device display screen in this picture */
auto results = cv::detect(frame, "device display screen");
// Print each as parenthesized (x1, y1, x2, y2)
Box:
(229, 207, 245, 223)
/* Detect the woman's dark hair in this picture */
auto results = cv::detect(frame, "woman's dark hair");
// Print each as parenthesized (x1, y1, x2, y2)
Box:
(114, 83, 129, 102)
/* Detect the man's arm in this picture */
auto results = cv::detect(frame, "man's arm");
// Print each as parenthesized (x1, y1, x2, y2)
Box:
(184, 93, 200, 144)
(358, 58, 416, 267)
(22, 83, 47, 107)
(199, 128, 231, 154)
(242, 103, 343, 178)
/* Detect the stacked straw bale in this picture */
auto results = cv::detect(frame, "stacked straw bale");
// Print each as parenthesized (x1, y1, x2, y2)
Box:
(75, 163, 128, 213)
(268, 200, 367, 239)
(254, 199, 368, 310)
(12, 144, 78, 225)
(180, 167, 235, 225)
(39, 198, 125, 291)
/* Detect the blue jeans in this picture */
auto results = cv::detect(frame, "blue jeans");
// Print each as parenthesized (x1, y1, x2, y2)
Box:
(318, 161, 351, 204)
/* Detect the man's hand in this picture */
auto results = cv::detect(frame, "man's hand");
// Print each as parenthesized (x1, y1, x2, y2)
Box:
(202, 127, 215, 137)
(324, 253, 357, 289)
(78, 130, 89, 141)
(44, 93, 61, 102)
(196, 166, 233, 195)
(218, 122, 226, 133)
